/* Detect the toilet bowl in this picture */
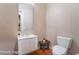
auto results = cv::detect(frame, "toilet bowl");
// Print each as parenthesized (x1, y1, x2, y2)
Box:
(52, 36, 72, 55)
(53, 45, 67, 55)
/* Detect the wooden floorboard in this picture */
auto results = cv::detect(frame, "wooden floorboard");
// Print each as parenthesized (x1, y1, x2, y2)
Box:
(28, 49, 53, 55)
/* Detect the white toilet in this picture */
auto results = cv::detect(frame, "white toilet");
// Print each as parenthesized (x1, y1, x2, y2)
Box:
(52, 36, 72, 55)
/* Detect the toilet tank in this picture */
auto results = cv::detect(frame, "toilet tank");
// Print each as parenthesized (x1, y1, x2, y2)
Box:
(57, 36, 72, 48)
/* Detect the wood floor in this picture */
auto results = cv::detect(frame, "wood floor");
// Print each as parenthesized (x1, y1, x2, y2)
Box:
(28, 49, 53, 55)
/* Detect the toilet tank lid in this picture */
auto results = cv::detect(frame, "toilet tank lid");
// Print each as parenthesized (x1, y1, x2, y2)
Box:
(18, 34, 38, 40)
(57, 36, 72, 40)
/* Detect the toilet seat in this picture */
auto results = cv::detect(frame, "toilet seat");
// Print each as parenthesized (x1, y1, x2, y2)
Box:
(53, 45, 67, 55)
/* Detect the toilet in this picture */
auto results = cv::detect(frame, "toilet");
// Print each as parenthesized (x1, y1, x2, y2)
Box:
(52, 36, 72, 55)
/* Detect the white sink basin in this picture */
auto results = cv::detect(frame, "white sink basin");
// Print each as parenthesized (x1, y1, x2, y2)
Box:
(17, 34, 38, 40)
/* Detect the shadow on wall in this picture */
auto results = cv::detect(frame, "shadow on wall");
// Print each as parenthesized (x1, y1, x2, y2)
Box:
(14, 37, 18, 55)
(69, 40, 79, 55)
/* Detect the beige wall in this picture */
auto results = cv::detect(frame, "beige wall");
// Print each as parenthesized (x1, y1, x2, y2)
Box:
(0, 4, 18, 54)
(33, 4, 46, 41)
(46, 3, 79, 54)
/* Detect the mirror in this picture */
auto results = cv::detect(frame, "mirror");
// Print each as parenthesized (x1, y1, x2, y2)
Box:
(18, 3, 33, 35)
